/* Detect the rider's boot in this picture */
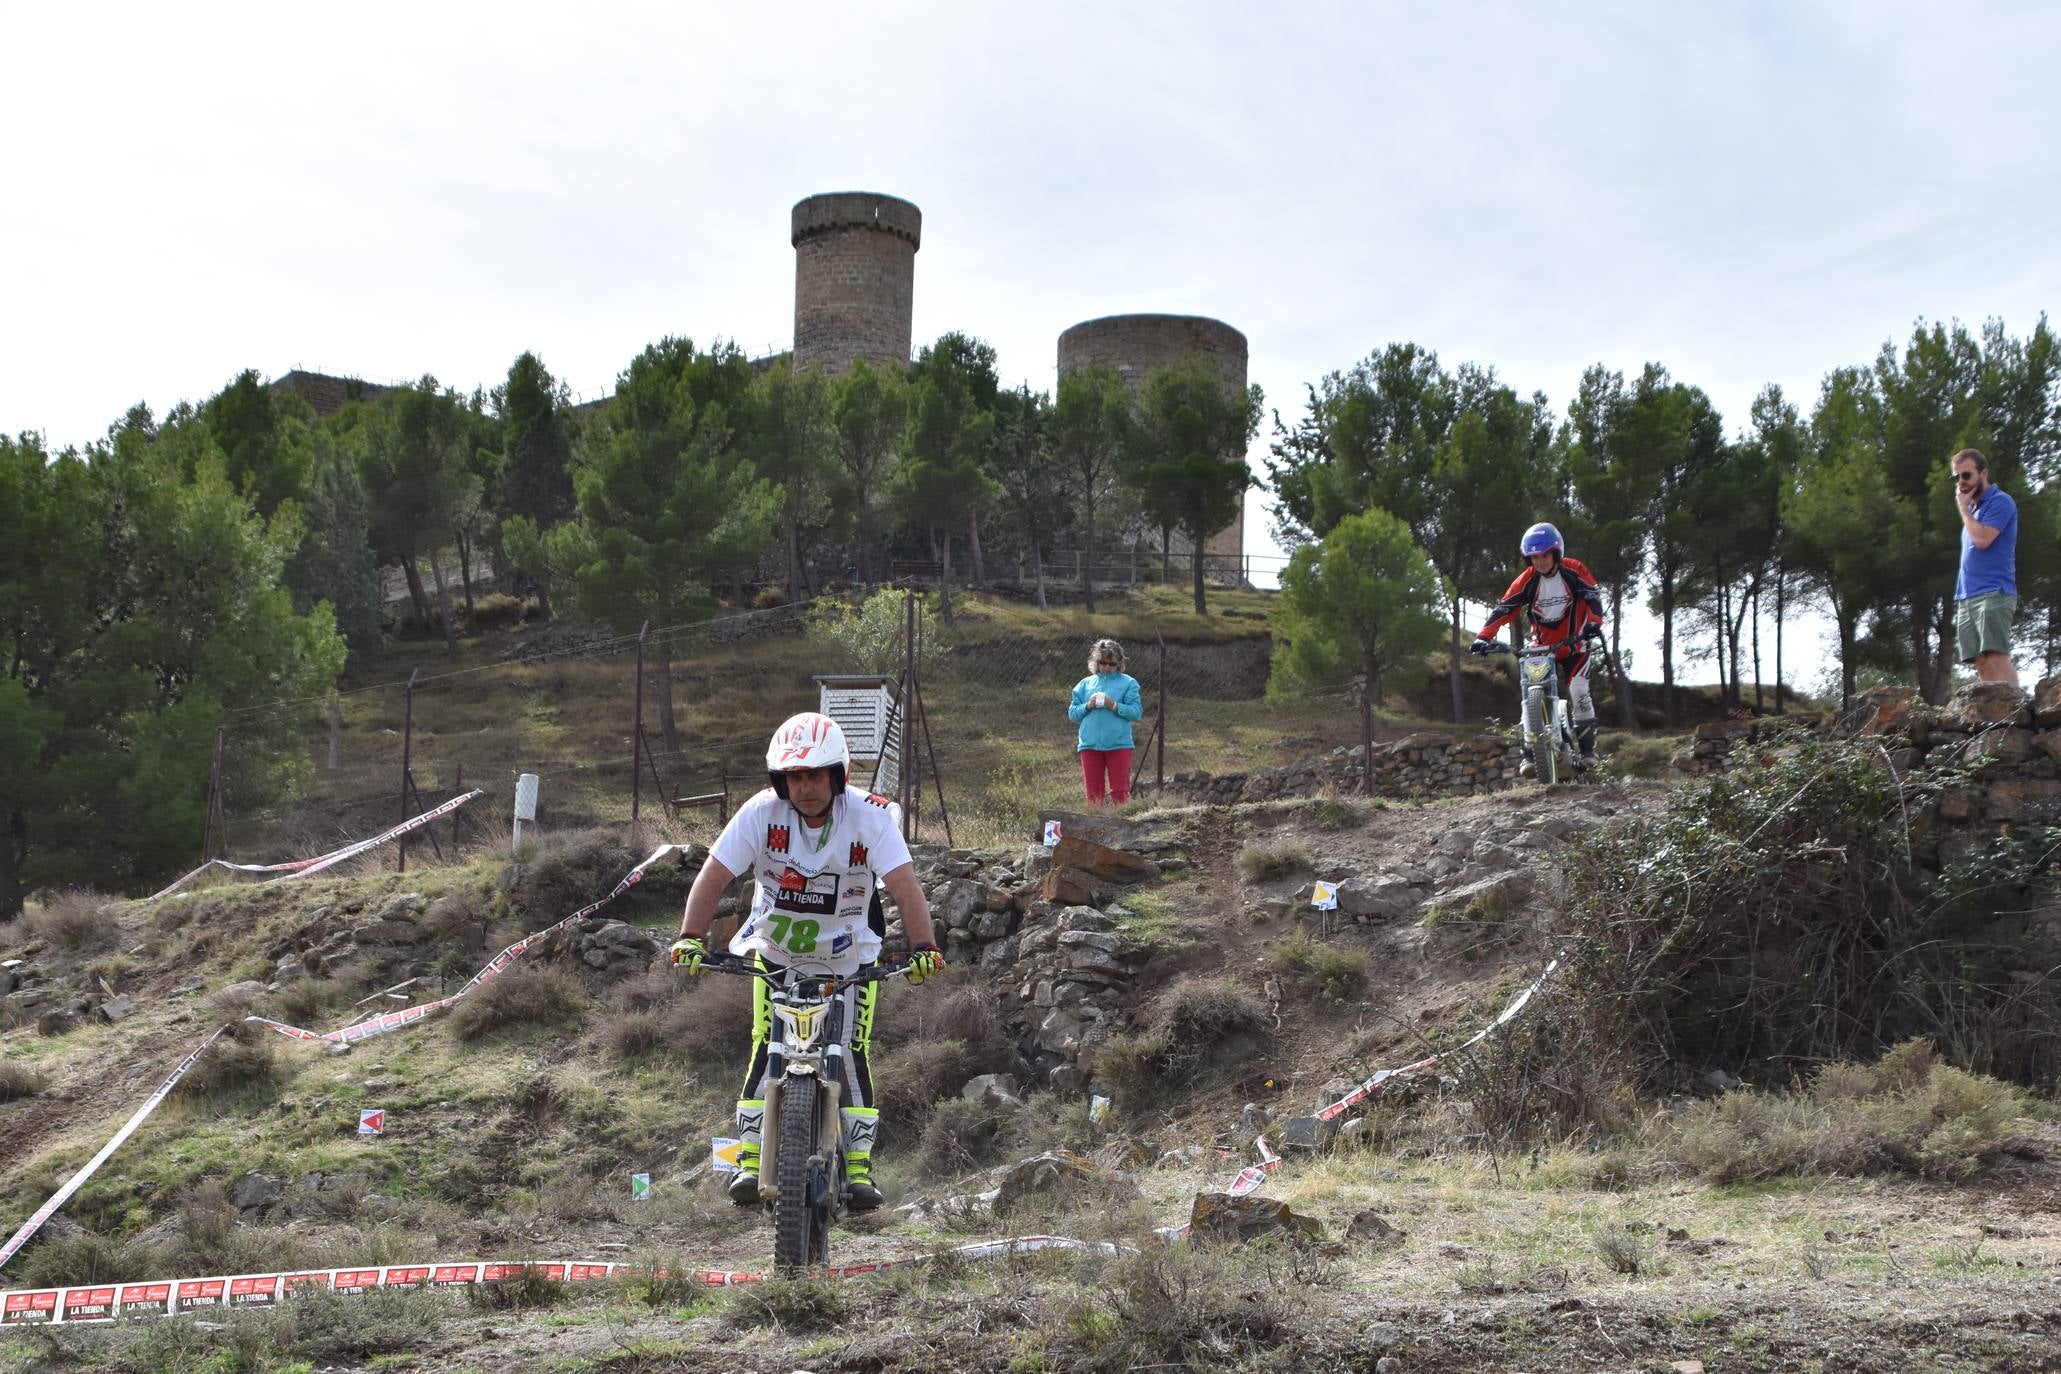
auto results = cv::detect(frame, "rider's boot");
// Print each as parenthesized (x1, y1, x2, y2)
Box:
(1517, 753, 1535, 778)
(1576, 720, 1598, 767)
(728, 1100, 764, 1205)
(842, 1106, 883, 1211)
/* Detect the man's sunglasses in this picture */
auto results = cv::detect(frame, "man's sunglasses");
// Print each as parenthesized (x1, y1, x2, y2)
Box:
(1953, 471, 1979, 483)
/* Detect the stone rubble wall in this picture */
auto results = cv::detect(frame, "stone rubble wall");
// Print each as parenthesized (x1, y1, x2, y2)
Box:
(1168, 730, 1524, 806)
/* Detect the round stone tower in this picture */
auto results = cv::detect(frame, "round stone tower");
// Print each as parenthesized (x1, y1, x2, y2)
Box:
(1057, 314, 1250, 560)
(791, 192, 922, 373)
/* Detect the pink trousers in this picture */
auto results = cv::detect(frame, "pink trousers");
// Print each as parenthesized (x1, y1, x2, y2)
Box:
(1080, 748, 1134, 805)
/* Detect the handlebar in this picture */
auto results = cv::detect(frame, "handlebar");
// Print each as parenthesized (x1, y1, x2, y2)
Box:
(1478, 636, 1607, 660)
(697, 954, 914, 990)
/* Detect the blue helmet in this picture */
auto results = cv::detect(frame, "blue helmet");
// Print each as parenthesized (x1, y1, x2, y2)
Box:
(1520, 522, 1564, 558)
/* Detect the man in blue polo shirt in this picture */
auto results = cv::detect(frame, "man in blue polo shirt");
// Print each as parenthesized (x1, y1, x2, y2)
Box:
(1952, 447, 2019, 687)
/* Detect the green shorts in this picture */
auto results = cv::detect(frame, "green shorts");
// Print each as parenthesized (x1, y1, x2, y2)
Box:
(1956, 592, 2015, 663)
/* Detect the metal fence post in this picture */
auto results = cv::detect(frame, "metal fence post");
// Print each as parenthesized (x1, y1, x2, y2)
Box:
(1155, 632, 1167, 792)
(200, 725, 227, 864)
(632, 621, 648, 822)
(1357, 674, 1375, 796)
(900, 588, 916, 843)
(400, 669, 417, 874)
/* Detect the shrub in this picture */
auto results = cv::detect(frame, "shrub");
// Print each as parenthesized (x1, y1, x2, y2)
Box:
(25, 889, 119, 952)
(720, 1276, 851, 1331)
(1266, 930, 1370, 1001)
(1237, 842, 1312, 882)
(1050, 1241, 1321, 1373)
(751, 585, 789, 611)
(1658, 1039, 2030, 1183)
(1095, 977, 1269, 1102)
(466, 592, 529, 632)
(1605, 733, 1676, 779)
(447, 966, 588, 1042)
(1483, 743, 2061, 1138)
(1305, 792, 1371, 830)
(601, 1009, 665, 1060)
(0, 1061, 45, 1102)
(915, 1096, 1008, 1177)
(11, 1230, 165, 1290)
(174, 1024, 281, 1101)
(505, 827, 639, 927)
(658, 975, 754, 1067)
(466, 1262, 569, 1311)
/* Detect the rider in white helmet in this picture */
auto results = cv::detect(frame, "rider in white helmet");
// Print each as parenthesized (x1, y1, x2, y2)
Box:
(671, 711, 944, 1209)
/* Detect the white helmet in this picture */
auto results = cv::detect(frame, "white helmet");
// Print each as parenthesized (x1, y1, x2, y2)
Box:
(766, 712, 849, 798)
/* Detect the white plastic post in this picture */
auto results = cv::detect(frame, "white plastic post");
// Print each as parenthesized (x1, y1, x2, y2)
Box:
(513, 772, 540, 850)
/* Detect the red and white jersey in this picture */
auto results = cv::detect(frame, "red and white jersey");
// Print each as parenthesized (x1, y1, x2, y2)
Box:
(1478, 555, 1606, 645)
(708, 786, 912, 975)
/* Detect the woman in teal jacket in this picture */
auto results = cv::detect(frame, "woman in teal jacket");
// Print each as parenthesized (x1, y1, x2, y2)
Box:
(1068, 638, 1144, 804)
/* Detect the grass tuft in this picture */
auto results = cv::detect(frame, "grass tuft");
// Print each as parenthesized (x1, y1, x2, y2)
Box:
(24, 889, 120, 952)
(1236, 841, 1312, 882)
(1266, 929, 1370, 1001)
(447, 965, 589, 1042)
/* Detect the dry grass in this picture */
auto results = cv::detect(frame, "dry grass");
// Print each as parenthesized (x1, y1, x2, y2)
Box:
(1237, 841, 1312, 881)
(0, 1061, 46, 1102)
(173, 1024, 282, 1101)
(24, 889, 119, 952)
(1654, 1039, 2031, 1183)
(1096, 975, 1270, 1103)
(1266, 929, 1371, 1001)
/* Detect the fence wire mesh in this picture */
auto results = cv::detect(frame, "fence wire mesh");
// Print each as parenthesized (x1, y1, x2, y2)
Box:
(214, 590, 1378, 867)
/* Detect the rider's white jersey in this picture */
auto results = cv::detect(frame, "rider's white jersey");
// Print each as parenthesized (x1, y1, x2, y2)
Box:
(708, 786, 912, 976)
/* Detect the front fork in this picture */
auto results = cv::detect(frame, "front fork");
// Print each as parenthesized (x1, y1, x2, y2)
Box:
(755, 1027, 850, 1204)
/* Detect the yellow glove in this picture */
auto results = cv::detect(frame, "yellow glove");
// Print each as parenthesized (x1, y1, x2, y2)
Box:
(670, 936, 709, 974)
(907, 944, 945, 985)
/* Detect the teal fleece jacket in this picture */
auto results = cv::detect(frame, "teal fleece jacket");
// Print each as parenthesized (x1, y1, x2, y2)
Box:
(1069, 672, 1144, 752)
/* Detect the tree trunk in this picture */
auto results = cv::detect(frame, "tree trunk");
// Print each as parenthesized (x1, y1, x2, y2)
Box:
(1032, 541, 1048, 611)
(1189, 539, 1207, 615)
(1728, 577, 1752, 711)
(1447, 595, 1466, 724)
(1160, 527, 1171, 583)
(0, 810, 25, 922)
(1933, 605, 1957, 702)
(1082, 505, 1097, 612)
(786, 517, 803, 605)
(938, 532, 955, 620)
(968, 509, 986, 584)
(657, 648, 681, 753)
(402, 554, 432, 629)
(1750, 580, 1763, 713)
(1773, 561, 1787, 712)
(456, 530, 478, 621)
(1659, 571, 1678, 727)
(1714, 585, 1732, 708)
(427, 551, 458, 657)
(1609, 584, 1637, 727)
(1911, 598, 1938, 704)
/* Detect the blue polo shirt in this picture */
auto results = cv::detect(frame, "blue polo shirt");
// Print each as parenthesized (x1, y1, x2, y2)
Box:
(1956, 485, 2017, 599)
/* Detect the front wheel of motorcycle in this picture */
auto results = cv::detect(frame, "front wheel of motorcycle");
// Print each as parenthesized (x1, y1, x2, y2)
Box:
(772, 1076, 829, 1274)
(1524, 687, 1557, 785)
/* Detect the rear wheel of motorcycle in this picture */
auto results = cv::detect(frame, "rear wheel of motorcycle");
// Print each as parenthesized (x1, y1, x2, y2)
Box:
(1524, 687, 1556, 785)
(772, 1075, 827, 1274)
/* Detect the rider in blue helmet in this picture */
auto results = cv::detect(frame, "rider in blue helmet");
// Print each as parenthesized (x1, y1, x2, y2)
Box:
(1472, 522, 1608, 765)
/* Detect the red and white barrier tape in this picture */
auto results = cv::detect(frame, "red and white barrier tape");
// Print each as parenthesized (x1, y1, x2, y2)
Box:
(0, 1237, 1129, 1325)
(250, 843, 687, 1047)
(0, 1028, 231, 1273)
(0, 843, 686, 1274)
(143, 791, 484, 902)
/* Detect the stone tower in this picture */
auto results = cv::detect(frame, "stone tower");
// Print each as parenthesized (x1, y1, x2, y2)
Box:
(1057, 314, 1251, 562)
(791, 192, 922, 373)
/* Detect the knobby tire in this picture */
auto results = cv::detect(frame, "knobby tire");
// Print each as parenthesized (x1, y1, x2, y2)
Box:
(1524, 686, 1557, 785)
(772, 1075, 828, 1273)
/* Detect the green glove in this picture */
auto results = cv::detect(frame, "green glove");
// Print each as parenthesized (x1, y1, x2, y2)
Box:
(907, 944, 945, 985)
(670, 935, 709, 974)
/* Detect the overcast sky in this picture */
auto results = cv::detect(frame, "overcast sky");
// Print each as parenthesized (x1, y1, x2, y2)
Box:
(5, 2, 2056, 688)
